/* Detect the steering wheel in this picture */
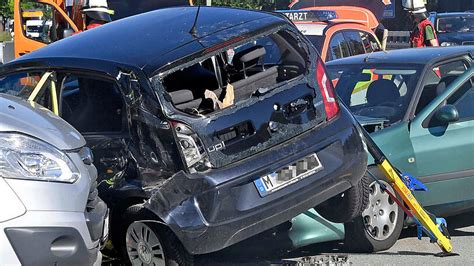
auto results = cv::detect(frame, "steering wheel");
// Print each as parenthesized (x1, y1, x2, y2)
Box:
(354, 106, 397, 119)
(378, 101, 399, 108)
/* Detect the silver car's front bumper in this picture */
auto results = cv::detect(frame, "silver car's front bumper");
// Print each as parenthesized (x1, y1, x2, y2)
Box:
(0, 211, 104, 265)
(0, 153, 107, 265)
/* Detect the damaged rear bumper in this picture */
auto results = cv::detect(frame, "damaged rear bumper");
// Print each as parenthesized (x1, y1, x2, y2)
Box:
(146, 107, 367, 255)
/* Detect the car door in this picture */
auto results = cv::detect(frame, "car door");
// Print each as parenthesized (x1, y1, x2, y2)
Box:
(409, 67, 474, 215)
(58, 74, 132, 187)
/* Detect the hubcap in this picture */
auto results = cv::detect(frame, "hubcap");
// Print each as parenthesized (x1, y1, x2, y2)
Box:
(362, 180, 399, 241)
(126, 222, 166, 266)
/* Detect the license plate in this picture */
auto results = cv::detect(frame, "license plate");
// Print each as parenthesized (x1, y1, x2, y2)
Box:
(254, 153, 323, 197)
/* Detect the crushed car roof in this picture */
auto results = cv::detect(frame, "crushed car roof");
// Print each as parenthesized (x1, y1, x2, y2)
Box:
(326, 46, 474, 66)
(4, 7, 287, 76)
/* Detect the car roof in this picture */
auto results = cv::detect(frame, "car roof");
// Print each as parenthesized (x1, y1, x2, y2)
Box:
(4, 7, 287, 77)
(326, 46, 474, 67)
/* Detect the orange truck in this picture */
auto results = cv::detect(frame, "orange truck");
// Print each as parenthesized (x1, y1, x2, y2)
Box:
(9, 0, 193, 60)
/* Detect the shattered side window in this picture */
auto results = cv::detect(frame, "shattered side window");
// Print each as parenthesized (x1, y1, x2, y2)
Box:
(161, 29, 307, 116)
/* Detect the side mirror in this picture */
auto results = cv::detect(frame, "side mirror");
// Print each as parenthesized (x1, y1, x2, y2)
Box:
(63, 29, 74, 39)
(435, 104, 459, 123)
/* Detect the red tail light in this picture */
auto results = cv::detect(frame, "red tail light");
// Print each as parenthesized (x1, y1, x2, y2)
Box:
(316, 57, 340, 120)
(170, 120, 210, 172)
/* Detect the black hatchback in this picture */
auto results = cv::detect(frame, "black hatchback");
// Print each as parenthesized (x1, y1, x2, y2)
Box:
(0, 7, 368, 265)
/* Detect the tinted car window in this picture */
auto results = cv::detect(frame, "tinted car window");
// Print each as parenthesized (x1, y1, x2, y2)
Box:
(437, 60, 468, 77)
(359, 31, 381, 53)
(448, 77, 474, 121)
(416, 60, 468, 115)
(437, 16, 474, 33)
(0, 72, 44, 97)
(327, 32, 350, 61)
(60, 75, 124, 133)
(344, 31, 366, 56)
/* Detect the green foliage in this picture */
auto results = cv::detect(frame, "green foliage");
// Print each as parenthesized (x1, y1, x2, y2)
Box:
(194, 0, 283, 10)
(0, 0, 14, 18)
(0, 31, 12, 42)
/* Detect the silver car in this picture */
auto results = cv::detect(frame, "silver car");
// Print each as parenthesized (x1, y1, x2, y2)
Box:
(0, 94, 108, 265)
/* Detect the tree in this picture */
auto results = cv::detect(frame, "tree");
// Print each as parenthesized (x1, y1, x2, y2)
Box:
(0, 0, 14, 18)
(0, 0, 14, 31)
(194, 0, 286, 10)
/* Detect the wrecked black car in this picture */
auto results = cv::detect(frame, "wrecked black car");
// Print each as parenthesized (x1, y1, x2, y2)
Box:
(0, 6, 368, 265)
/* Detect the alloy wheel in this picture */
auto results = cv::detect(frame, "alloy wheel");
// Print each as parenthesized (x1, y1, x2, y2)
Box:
(362, 180, 399, 241)
(126, 222, 166, 266)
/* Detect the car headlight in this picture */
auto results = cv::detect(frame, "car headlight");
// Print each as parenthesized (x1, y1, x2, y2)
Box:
(0, 134, 80, 183)
(440, 42, 457, 47)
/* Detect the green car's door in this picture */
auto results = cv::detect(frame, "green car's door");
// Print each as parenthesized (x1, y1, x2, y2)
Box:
(409, 68, 474, 215)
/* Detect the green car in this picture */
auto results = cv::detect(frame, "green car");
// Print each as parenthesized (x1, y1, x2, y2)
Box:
(282, 46, 474, 253)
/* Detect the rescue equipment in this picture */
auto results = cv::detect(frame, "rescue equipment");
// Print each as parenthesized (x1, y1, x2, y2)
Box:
(360, 123, 454, 254)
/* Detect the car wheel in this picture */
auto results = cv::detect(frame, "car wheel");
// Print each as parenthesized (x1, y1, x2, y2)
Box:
(121, 204, 193, 266)
(344, 172, 404, 252)
(315, 172, 370, 223)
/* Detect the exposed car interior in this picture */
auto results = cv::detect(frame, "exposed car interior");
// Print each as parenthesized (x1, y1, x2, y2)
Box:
(332, 67, 419, 125)
(162, 29, 307, 115)
(416, 60, 469, 115)
(60, 76, 124, 133)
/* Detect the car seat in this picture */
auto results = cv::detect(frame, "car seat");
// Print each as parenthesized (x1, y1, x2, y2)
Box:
(366, 79, 400, 106)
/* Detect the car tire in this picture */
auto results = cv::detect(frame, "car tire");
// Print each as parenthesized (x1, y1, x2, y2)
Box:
(344, 168, 404, 252)
(120, 204, 193, 266)
(314, 172, 370, 223)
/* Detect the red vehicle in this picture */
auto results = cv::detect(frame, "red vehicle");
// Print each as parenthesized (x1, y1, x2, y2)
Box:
(280, 6, 383, 62)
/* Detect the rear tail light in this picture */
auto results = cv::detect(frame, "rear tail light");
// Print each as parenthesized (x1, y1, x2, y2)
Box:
(316, 57, 340, 120)
(171, 121, 211, 172)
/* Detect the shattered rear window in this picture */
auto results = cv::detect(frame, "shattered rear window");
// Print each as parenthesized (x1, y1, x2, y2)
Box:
(159, 28, 308, 116)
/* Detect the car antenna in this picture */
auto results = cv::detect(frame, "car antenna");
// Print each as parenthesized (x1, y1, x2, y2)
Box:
(189, 4, 202, 38)
(364, 51, 374, 63)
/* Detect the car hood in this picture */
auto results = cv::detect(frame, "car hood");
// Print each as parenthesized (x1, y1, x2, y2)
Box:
(438, 32, 474, 44)
(0, 94, 85, 150)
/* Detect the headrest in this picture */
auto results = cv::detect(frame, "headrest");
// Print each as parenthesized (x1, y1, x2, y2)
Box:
(169, 90, 194, 104)
(232, 46, 266, 70)
(366, 79, 400, 105)
(436, 75, 458, 96)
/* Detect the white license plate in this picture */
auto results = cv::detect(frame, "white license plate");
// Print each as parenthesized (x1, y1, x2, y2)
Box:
(254, 153, 323, 197)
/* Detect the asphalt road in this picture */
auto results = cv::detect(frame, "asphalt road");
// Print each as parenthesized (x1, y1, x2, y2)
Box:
(104, 211, 473, 265)
(195, 211, 474, 265)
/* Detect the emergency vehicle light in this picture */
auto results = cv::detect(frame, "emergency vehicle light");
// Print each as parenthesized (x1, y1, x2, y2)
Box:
(277, 10, 338, 22)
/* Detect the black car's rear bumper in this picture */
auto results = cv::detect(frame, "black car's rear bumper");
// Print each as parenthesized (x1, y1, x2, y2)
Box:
(147, 106, 367, 255)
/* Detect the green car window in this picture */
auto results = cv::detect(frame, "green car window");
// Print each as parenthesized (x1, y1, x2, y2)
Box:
(448, 77, 474, 121)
